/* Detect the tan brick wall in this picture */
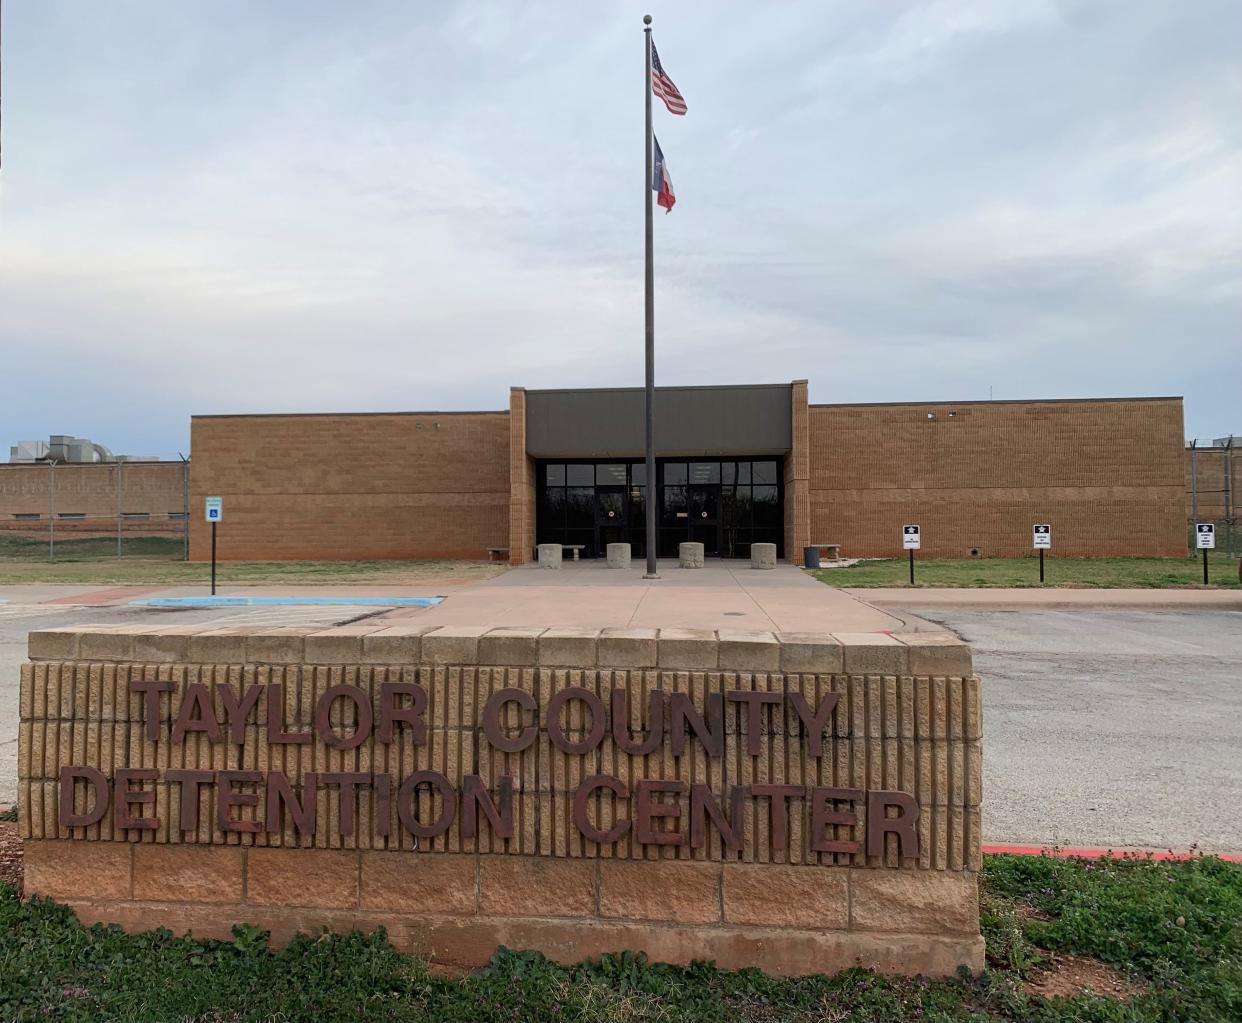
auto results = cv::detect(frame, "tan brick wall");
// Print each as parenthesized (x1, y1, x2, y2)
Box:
(784, 380, 811, 566)
(19, 623, 983, 977)
(808, 398, 1185, 557)
(507, 389, 536, 565)
(0, 462, 187, 538)
(188, 412, 510, 560)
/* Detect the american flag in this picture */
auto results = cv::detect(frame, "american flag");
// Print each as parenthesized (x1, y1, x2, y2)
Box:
(650, 42, 687, 115)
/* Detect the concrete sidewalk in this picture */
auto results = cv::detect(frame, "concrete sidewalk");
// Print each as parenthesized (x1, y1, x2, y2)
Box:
(847, 587, 1242, 611)
(394, 560, 905, 632)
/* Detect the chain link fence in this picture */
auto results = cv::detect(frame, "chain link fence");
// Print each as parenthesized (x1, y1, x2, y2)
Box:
(1187, 438, 1238, 559)
(0, 459, 189, 563)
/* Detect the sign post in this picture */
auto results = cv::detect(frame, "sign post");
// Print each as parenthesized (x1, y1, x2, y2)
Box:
(1195, 522, 1215, 584)
(205, 497, 223, 596)
(1033, 524, 1051, 583)
(902, 524, 921, 584)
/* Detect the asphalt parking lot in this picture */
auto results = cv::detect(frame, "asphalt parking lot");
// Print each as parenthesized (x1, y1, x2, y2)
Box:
(914, 608, 1242, 854)
(2, 601, 1239, 854)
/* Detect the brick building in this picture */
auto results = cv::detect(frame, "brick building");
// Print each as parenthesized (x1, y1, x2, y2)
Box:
(186, 385, 1187, 564)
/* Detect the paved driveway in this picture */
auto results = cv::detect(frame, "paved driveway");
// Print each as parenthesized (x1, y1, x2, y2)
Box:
(913, 608, 1242, 854)
(0, 601, 373, 806)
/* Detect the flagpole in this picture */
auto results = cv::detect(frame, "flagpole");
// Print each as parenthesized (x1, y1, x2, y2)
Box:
(642, 14, 658, 578)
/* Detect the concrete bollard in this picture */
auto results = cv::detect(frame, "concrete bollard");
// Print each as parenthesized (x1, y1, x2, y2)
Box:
(750, 542, 777, 569)
(606, 542, 632, 569)
(537, 543, 562, 569)
(678, 542, 704, 569)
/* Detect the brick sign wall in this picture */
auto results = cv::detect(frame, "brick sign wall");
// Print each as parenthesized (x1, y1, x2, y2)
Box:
(20, 624, 983, 976)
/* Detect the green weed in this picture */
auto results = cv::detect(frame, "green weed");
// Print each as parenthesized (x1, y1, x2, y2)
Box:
(0, 854, 1238, 1021)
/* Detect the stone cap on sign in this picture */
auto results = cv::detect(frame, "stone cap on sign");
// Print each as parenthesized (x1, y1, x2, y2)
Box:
(26, 623, 972, 675)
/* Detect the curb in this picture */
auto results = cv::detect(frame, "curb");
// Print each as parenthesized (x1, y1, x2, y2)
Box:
(984, 843, 1242, 863)
(129, 595, 444, 608)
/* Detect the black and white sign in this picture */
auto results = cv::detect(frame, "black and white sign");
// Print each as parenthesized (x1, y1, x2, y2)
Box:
(902, 524, 921, 550)
(205, 496, 223, 523)
(1033, 524, 1051, 550)
(1195, 523, 1216, 550)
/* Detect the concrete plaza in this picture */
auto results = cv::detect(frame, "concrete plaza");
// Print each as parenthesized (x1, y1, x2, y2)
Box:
(391, 560, 906, 633)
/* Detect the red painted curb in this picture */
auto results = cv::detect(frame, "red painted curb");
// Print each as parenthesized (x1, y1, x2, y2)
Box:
(42, 586, 167, 606)
(984, 843, 1242, 863)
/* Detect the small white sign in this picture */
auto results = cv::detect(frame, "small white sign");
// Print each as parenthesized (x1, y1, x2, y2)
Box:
(1033, 524, 1051, 550)
(205, 496, 223, 523)
(902, 524, 921, 550)
(1195, 522, 1215, 549)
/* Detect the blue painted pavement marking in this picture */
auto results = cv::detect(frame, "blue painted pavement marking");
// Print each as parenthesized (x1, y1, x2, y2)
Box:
(131, 595, 443, 608)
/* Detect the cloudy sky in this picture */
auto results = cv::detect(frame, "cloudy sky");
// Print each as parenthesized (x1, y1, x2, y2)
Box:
(1, 0, 1238, 456)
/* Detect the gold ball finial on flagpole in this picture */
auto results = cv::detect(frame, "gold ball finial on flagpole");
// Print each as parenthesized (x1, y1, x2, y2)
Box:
(643, 14, 652, 25)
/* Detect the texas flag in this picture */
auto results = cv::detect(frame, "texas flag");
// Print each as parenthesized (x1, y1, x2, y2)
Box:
(652, 135, 675, 212)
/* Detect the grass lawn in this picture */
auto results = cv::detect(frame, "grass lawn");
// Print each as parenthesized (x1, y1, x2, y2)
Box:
(814, 554, 1241, 588)
(0, 536, 506, 587)
(1, 853, 1239, 1021)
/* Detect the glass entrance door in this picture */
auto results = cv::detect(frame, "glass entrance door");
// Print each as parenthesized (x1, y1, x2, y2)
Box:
(538, 458, 782, 560)
(688, 485, 720, 557)
(596, 488, 627, 553)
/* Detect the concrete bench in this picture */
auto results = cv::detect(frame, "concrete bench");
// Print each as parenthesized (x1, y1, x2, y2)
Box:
(486, 547, 509, 562)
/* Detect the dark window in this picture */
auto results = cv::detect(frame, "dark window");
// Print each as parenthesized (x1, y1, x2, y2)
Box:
(542, 487, 566, 527)
(727, 486, 752, 527)
(13, 513, 40, 521)
(689, 462, 720, 484)
(753, 461, 778, 485)
(168, 512, 188, 520)
(566, 464, 594, 486)
(58, 513, 85, 520)
(663, 463, 687, 485)
(737, 462, 751, 484)
(630, 462, 647, 485)
(752, 485, 780, 528)
(597, 490, 625, 521)
(661, 486, 688, 525)
(546, 464, 565, 486)
(721, 462, 736, 484)
(122, 512, 150, 522)
(596, 464, 626, 485)
(690, 487, 719, 521)
(565, 487, 594, 527)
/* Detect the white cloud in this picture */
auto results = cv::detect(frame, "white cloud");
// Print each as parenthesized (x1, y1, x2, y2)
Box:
(0, 0, 1238, 455)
